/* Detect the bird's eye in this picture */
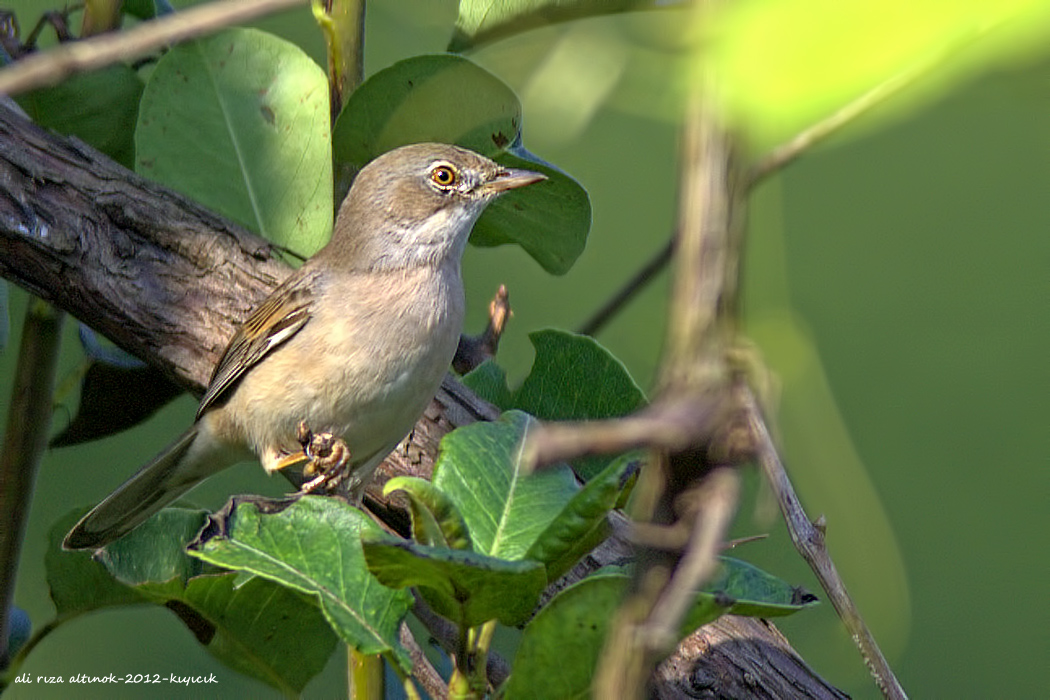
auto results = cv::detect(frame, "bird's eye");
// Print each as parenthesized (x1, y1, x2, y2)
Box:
(430, 165, 458, 188)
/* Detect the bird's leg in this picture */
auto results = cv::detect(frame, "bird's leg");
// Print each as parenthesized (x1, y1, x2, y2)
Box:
(295, 421, 353, 494)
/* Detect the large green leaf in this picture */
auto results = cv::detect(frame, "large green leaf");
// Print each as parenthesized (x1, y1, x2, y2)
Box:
(449, 0, 665, 53)
(499, 574, 645, 700)
(188, 496, 412, 671)
(432, 411, 580, 560)
(46, 508, 336, 694)
(17, 64, 143, 168)
(505, 557, 815, 699)
(513, 330, 646, 423)
(710, 0, 1050, 146)
(463, 329, 647, 479)
(181, 573, 337, 694)
(332, 54, 589, 274)
(362, 536, 546, 628)
(366, 412, 632, 629)
(135, 27, 332, 255)
(468, 144, 591, 276)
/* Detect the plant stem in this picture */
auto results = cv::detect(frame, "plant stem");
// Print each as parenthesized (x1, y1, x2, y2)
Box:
(312, 0, 366, 124)
(0, 299, 64, 667)
(347, 647, 383, 699)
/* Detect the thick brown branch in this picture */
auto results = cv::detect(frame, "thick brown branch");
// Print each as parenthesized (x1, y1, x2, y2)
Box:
(0, 100, 289, 390)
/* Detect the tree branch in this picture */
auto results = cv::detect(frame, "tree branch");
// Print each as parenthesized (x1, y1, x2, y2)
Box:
(0, 0, 309, 96)
(745, 387, 908, 700)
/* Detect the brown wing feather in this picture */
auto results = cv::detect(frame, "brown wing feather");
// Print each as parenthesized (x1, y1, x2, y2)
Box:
(196, 270, 319, 419)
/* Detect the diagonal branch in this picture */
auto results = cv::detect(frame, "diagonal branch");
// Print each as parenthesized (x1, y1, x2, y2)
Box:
(744, 387, 909, 700)
(0, 0, 309, 96)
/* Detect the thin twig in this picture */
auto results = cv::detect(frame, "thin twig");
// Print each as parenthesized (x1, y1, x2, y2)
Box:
(399, 623, 448, 700)
(744, 388, 909, 700)
(639, 467, 740, 650)
(0, 0, 308, 95)
(576, 237, 673, 337)
(526, 393, 731, 470)
(411, 594, 511, 690)
(0, 301, 64, 666)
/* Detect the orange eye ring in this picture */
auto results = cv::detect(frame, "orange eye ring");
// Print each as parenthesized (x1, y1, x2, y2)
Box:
(430, 165, 458, 187)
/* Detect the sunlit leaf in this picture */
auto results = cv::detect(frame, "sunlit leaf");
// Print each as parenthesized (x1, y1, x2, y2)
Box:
(46, 508, 335, 694)
(432, 411, 579, 560)
(709, 0, 1050, 145)
(450, 0, 666, 52)
(136, 28, 332, 255)
(188, 496, 412, 671)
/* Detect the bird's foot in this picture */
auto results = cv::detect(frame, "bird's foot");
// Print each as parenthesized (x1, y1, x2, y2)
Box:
(295, 421, 353, 494)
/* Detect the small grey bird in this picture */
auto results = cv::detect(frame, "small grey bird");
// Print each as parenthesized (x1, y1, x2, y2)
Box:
(64, 143, 545, 550)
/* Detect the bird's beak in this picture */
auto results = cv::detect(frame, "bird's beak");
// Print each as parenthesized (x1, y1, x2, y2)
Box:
(482, 167, 547, 195)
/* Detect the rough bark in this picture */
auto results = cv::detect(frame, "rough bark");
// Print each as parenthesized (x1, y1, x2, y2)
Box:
(0, 101, 846, 698)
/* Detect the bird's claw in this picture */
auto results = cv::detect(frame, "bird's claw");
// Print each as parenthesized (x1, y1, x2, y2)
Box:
(295, 420, 352, 494)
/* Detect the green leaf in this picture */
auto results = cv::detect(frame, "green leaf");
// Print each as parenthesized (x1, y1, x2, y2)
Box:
(363, 536, 546, 627)
(188, 496, 412, 671)
(383, 476, 473, 550)
(46, 509, 335, 694)
(505, 564, 750, 700)
(469, 145, 592, 276)
(135, 27, 332, 255)
(332, 54, 589, 274)
(506, 556, 816, 698)
(333, 54, 521, 174)
(496, 329, 647, 480)
(709, 556, 819, 618)
(46, 511, 153, 615)
(17, 64, 143, 168)
(525, 453, 636, 580)
(432, 411, 580, 560)
(92, 509, 209, 590)
(504, 573, 632, 700)
(461, 359, 513, 409)
(182, 573, 338, 695)
(449, 0, 663, 53)
(710, 0, 1050, 146)
(514, 330, 646, 423)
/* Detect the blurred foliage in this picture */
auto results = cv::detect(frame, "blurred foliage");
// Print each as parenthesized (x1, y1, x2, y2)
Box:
(709, 0, 1050, 146)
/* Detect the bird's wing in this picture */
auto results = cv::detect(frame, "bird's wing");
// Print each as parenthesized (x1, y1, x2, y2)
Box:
(196, 270, 319, 419)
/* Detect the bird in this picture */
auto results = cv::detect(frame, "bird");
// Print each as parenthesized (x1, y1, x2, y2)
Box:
(63, 142, 546, 550)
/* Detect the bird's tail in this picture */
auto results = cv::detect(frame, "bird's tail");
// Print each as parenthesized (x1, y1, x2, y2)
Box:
(63, 425, 212, 550)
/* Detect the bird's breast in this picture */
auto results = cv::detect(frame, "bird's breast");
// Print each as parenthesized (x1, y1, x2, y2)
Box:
(224, 264, 465, 466)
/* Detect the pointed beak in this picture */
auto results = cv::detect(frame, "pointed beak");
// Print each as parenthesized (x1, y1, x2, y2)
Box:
(481, 167, 547, 195)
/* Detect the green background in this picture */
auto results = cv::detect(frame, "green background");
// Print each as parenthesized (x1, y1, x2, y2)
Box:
(4, 2, 1048, 698)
